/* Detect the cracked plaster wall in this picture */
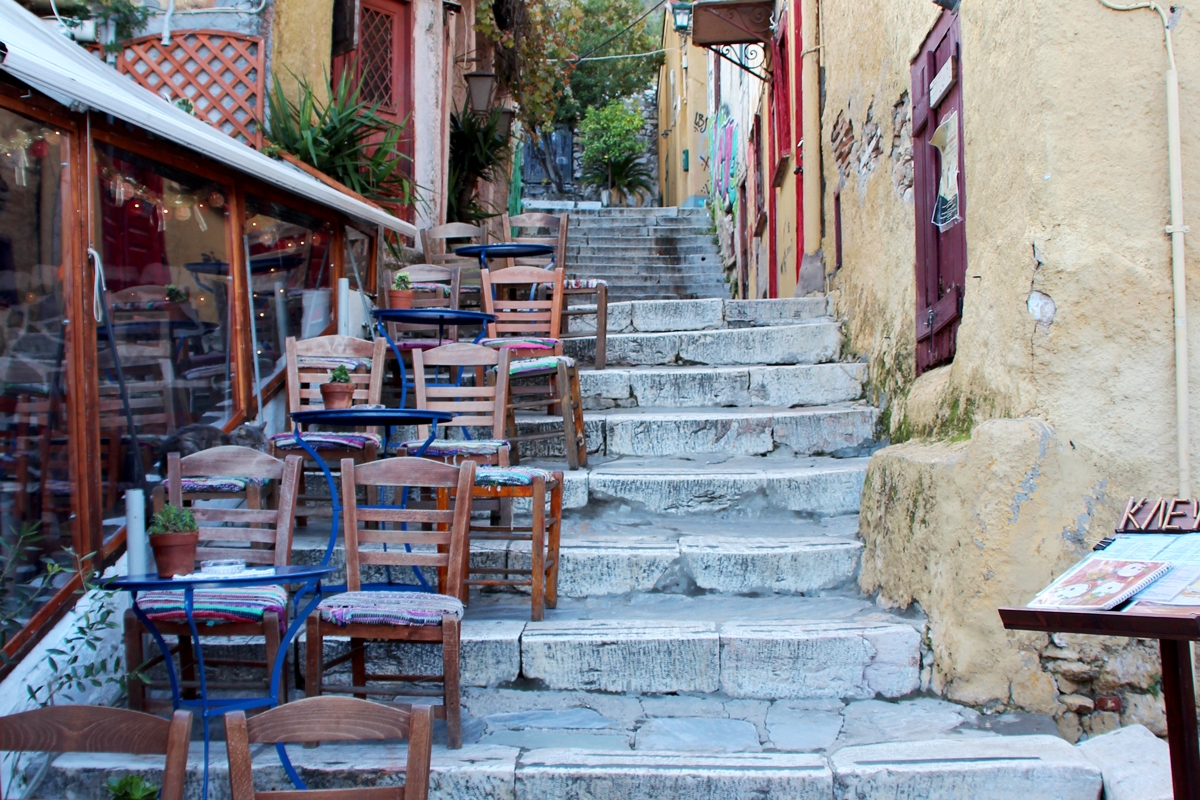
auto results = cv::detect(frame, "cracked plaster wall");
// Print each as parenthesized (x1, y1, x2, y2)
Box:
(820, 0, 1200, 737)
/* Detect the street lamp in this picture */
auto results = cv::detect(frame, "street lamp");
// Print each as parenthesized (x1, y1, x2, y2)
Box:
(495, 108, 516, 138)
(464, 71, 497, 115)
(672, 2, 693, 33)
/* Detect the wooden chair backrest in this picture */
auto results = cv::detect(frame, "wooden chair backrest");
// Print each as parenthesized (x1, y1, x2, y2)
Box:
(503, 212, 568, 269)
(340, 457, 474, 596)
(419, 222, 486, 267)
(386, 265, 461, 341)
(411, 344, 509, 441)
(0, 706, 192, 800)
(167, 447, 302, 567)
(226, 698, 432, 800)
(480, 267, 564, 340)
(98, 344, 178, 434)
(285, 335, 386, 416)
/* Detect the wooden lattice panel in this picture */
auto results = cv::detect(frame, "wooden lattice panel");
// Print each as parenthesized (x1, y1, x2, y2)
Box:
(118, 30, 264, 147)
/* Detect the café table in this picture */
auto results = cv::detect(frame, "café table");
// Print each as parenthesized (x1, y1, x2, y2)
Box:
(454, 242, 557, 271)
(288, 406, 453, 588)
(999, 606, 1200, 799)
(371, 308, 496, 406)
(110, 564, 334, 799)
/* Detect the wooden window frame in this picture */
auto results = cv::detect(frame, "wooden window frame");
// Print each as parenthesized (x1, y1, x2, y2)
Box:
(770, 11, 792, 178)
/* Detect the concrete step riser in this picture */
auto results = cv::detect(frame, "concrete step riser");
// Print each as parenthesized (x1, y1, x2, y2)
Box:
(564, 323, 842, 367)
(579, 364, 866, 410)
(564, 298, 828, 334)
(569, 236, 718, 249)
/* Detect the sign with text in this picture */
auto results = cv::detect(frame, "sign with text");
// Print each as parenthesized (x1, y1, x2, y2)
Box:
(1119, 497, 1200, 532)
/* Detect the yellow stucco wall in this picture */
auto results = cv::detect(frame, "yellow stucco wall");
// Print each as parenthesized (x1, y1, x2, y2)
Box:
(824, 0, 1200, 731)
(658, 20, 712, 207)
(270, 0, 335, 101)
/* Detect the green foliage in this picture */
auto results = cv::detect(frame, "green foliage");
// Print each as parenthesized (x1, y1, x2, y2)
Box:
(149, 504, 196, 535)
(579, 100, 651, 202)
(106, 774, 159, 800)
(555, 0, 663, 124)
(90, 0, 151, 54)
(582, 153, 653, 204)
(391, 272, 412, 290)
(327, 364, 353, 384)
(448, 107, 511, 223)
(0, 522, 61, 653)
(164, 284, 187, 303)
(263, 68, 417, 210)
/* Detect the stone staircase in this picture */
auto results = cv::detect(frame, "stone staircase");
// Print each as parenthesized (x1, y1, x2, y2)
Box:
(565, 207, 729, 302)
(48, 298, 1111, 798)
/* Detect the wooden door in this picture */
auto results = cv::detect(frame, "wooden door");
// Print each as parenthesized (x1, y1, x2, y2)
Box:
(911, 11, 966, 374)
(333, 0, 414, 157)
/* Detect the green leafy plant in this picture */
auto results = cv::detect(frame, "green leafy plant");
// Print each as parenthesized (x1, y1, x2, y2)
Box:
(327, 364, 352, 384)
(164, 284, 187, 303)
(579, 100, 651, 204)
(263, 68, 418, 210)
(149, 504, 196, 535)
(391, 272, 412, 290)
(106, 774, 159, 800)
(90, 0, 152, 54)
(0, 522, 62, 653)
(448, 107, 512, 223)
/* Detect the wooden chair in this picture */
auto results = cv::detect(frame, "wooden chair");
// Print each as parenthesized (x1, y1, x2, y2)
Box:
(225, 698, 432, 800)
(479, 267, 587, 470)
(504, 212, 608, 369)
(419, 222, 486, 306)
(125, 447, 302, 713)
(305, 457, 475, 749)
(0, 705, 192, 800)
(269, 335, 387, 521)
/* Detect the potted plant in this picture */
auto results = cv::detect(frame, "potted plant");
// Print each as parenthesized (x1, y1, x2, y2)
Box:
(320, 364, 355, 409)
(148, 504, 199, 579)
(388, 272, 414, 309)
(106, 775, 159, 800)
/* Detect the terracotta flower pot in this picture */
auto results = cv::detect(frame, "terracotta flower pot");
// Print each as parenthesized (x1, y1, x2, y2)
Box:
(149, 530, 200, 578)
(388, 289, 414, 309)
(321, 382, 355, 409)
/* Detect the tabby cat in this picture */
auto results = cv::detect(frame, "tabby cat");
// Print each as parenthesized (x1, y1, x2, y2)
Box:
(156, 421, 268, 472)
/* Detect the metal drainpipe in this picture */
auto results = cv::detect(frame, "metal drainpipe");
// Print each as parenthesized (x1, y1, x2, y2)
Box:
(1098, 1, 1190, 497)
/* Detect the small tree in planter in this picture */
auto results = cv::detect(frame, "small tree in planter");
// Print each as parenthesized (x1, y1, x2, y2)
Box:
(148, 504, 198, 578)
(389, 272, 414, 309)
(579, 100, 653, 206)
(320, 364, 355, 409)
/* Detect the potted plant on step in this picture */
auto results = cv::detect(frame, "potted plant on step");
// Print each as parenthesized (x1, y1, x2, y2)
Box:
(389, 272, 414, 309)
(148, 504, 199, 579)
(320, 363, 355, 409)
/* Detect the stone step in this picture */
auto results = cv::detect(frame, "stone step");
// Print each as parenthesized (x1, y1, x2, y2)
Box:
(515, 405, 877, 458)
(564, 297, 830, 334)
(578, 363, 866, 410)
(43, 701, 1090, 800)
(566, 245, 718, 258)
(292, 515, 863, 599)
(563, 321, 842, 367)
(568, 223, 712, 236)
(570, 252, 720, 266)
(570, 454, 869, 516)
(568, 234, 718, 248)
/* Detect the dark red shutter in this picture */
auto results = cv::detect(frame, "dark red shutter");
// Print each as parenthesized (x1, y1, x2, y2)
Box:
(911, 11, 966, 374)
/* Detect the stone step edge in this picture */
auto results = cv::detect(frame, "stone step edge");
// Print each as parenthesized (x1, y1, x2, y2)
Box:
(562, 298, 831, 334)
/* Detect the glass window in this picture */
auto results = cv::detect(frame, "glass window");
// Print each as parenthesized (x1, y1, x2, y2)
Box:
(244, 197, 334, 389)
(92, 143, 234, 496)
(0, 107, 74, 648)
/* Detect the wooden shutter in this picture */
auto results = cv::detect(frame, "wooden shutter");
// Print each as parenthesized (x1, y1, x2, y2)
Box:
(332, 0, 361, 56)
(911, 11, 966, 374)
(770, 14, 791, 173)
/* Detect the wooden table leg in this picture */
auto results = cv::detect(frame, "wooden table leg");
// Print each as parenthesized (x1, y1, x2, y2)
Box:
(1160, 638, 1200, 800)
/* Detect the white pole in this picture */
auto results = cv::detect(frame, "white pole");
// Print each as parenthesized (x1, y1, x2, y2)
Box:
(125, 488, 147, 576)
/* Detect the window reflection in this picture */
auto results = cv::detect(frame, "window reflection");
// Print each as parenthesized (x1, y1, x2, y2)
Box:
(0, 107, 71, 648)
(93, 144, 233, 495)
(244, 197, 334, 388)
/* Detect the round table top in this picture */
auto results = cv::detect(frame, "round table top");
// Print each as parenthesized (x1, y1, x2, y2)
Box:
(372, 308, 495, 324)
(290, 407, 454, 427)
(455, 243, 556, 260)
(109, 564, 334, 592)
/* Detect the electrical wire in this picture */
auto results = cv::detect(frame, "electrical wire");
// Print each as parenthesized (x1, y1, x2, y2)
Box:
(572, 0, 668, 64)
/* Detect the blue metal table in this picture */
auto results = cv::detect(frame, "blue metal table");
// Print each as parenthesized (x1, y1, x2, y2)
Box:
(371, 308, 496, 406)
(454, 242, 556, 270)
(110, 564, 334, 798)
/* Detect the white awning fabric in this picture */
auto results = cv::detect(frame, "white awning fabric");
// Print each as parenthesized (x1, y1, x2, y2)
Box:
(0, 0, 418, 239)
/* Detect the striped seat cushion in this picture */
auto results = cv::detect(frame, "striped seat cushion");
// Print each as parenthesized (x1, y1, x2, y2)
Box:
(564, 278, 607, 290)
(391, 338, 457, 351)
(137, 585, 288, 626)
(183, 364, 226, 380)
(296, 356, 373, 371)
(270, 431, 383, 451)
(318, 591, 463, 627)
(475, 466, 554, 487)
(399, 439, 508, 457)
(410, 282, 452, 295)
(165, 476, 268, 494)
(478, 337, 560, 350)
(508, 355, 575, 376)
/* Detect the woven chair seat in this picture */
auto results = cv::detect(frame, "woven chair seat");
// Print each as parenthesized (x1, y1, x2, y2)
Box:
(508, 355, 575, 377)
(295, 355, 374, 371)
(163, 476, 268, 494)
(478, 336, 560, 350)
(270, 431, 383, 451)
(318, 591, 464, 627)
(399, 439, 508, 457)
(474, 466, 555, 487)
(137, 585, 288, 626)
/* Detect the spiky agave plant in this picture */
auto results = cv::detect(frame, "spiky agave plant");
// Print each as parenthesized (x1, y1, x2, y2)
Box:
(447, 106, 511, 223)
(582, 153, 653, 206)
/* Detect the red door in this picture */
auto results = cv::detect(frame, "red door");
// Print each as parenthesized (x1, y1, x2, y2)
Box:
(911, 11, 966, 374)
(333, 0, 414, 156)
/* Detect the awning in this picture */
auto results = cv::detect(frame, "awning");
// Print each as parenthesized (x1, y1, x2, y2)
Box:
(691, 0, 774, 46)
(0, 0, 418, 239)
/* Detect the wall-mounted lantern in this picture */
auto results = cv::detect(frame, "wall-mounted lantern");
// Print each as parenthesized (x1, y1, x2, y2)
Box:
(464, 71, 497, 115)
(672, 2, 693, 33)
(496, 108, 516, 138)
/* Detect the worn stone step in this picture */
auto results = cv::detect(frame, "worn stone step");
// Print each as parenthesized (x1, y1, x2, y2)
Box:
(568, 234, 718, 249)
(578, 364, 866, 409)
(568, 254, 720, 267)
(568, 223, 710, 236)
(578, 454, 868, 516)
(564, 322, 842, 367)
